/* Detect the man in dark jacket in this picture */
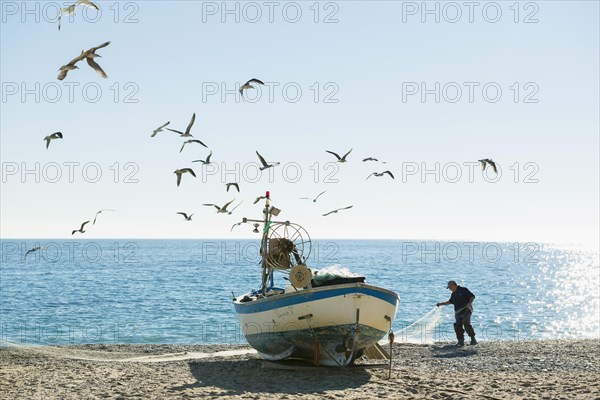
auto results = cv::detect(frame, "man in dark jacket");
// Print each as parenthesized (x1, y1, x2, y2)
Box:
(437, 280, 477, 346)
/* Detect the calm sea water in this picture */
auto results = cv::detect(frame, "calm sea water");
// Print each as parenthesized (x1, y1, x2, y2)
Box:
(1, 239, 598, 346)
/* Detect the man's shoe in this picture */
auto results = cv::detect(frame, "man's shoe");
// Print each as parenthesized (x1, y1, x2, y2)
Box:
(457, 341, 464, 347)
(470, 338, 478, 345)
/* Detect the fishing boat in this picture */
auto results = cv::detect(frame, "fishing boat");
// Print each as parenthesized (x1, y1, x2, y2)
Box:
(232, 192, 400, 366)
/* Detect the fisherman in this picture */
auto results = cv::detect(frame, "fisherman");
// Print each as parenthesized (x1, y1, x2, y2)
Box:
(436, 280, 477, 346)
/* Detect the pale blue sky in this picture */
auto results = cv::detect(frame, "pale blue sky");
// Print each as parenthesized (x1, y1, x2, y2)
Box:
(1, 1, 598, 246)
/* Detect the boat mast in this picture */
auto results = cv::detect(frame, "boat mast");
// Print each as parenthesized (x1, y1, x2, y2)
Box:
(260, 191, 271, 295)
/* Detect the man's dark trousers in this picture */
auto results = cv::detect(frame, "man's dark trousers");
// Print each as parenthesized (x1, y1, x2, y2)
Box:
(454, 309, 476, 342)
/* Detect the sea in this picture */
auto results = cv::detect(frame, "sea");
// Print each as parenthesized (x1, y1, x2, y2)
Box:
(1, 239, 598, 346)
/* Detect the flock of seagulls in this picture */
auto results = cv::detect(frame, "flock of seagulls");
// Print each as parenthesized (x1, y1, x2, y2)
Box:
(147, 116, 498, 227)
(40, 1, 499, 237)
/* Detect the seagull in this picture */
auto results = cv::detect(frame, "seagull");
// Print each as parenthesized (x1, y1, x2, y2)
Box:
(230, 221, 245, 232)
(71, 221, 90, 235)
(58, 0, 100, 30)
(362, 157, 378, 162)
(322, 206, 353, 217)
(57, 41, 110, 80)
(151, 121, 170, 137)
(253, 195, 268, 204)
(256, 151, 280, 171)
(240, 78, 265, 97)
(227, 201, 243, 215)
(177, 212, 193, 221)
(192, 151, 213, 165)
(203, 200, 235, 214)
(93, 209, 115, 225)
(167, 113, 196, 137)
(326, 148, 353, 163)
(85, 47, 108, 78)
(24, 246, 44, 259)
(367, 171, 395, 180)
(174, 168, 196, 186)
(226, 183, 240, 193)
(300, 190, 326, 203)
(43, 132, 63, 149)
(57, 54, 82, 80)
(180, 139, 207, 153)
(479, 159, 498, 174)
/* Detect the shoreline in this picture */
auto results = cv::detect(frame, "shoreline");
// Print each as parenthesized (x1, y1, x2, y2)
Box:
(1, 339, 599, 399)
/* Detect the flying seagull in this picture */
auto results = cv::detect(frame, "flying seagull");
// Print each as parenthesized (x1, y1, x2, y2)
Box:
(167, 113, 196, 137)
(174, 168, 196, 186)
(362, 157, 378, 162)
(177, 212, 193, 221)
(240, 78, 265, 97)
(24, 246, 44, 259)
(256, 151, 280, 171)
(253, 195, 268, 204)
(93, 209, 115, 225)
(367, 171, 395, 180)
(300, 190, 326, 203)
(227, 201, 243, 215)
(479, 159, 497, 174)
(71, 221, 90, 235)
(44, 132, 63, 149)
(57, 41, 111, 80)
(226, 183, 240, 193)
(322, 205, 353, 217)
(58, 0, 100, 30)
(151, 121, 170, 137)
(180, 139, 207, 153)
(203, 200, 235, 214)
(192, 150, 213, 165)
(326, 148, 353, 163)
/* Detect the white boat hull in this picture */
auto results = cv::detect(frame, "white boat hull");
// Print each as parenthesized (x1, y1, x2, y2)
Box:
(234, 283, 399, 366)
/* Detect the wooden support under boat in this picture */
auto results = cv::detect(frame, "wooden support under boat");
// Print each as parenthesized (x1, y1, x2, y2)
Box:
(363, 343, 390, 360)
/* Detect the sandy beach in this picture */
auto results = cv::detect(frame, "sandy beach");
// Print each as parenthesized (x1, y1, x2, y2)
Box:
(1, 339, 598, 399)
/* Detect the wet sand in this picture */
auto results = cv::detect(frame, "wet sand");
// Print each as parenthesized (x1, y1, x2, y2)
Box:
(1, 340, 598, 399)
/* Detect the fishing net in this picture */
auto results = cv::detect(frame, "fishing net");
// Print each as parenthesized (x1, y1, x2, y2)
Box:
(380, 307, 443, 345)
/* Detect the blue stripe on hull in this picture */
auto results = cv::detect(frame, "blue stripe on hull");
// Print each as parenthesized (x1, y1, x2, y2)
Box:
(245, 324, 386, 365)
(235, 285, 398, 314)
